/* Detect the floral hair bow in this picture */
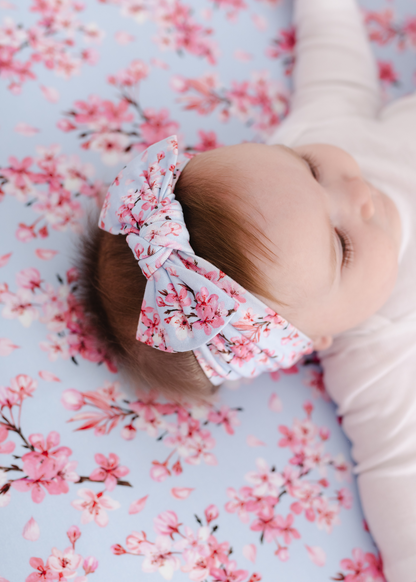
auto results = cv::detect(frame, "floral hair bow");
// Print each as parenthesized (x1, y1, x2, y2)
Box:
(99, 136, 313, 385)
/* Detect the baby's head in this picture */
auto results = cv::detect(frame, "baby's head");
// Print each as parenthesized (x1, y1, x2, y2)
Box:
(77, 138, 401, 401)
(194, 142, 402, 345)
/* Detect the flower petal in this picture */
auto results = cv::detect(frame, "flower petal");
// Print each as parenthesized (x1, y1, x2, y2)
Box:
(23, 517, 40, 541)
(243, 544, 256, 563)
(305, 545, 326, 567)
(35, 249, 58, 261)
(128, 495, 148, 515)
(171, 487, 194, 500)
(38, 371, 60, 382)
(0, 338, 19, 356)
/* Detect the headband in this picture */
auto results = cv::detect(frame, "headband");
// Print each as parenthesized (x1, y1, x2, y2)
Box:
(98, 136, 313, 385)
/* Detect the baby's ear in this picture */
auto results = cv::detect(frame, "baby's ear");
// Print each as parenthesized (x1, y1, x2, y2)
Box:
(313, 335, 333, 351)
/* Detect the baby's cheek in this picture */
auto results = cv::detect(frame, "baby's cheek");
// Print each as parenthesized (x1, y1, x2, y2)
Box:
(371, 236, 399, 309)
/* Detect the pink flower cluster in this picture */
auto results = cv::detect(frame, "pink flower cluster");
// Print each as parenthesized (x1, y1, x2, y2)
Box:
(26, 525, 98, 582)
(0, 145, 105, 240)
(59, 83, 179, 164)
(100, 0, 218, 63)
(364, 9, 416, 50)
(334, 548, 386, 582)
(112, 507, 261, 582)
(172, 70, 290, 138)
(266, 26, 296, 76)
(153, 0, 218, 64)
(0, 1, 103, 94)
(0, 267, 114, 368)
(225, 402, 352, 561)
(72, 488, 121, 528)
(0, 376, 80, 506)
(62, 383, 242, 480)
(11, 431, 78, 503)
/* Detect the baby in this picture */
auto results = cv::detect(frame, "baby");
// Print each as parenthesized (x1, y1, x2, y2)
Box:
(78, 0, 416, 580)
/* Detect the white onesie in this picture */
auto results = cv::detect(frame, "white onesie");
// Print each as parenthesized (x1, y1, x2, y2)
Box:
(267, 1, 416, 580)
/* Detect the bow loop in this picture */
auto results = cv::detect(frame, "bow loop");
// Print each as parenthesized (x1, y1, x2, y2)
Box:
(137, 255, 237, 352)
(98, 135, 192, 279)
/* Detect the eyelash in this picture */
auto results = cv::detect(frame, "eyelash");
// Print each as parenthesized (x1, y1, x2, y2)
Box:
(301, 152, 320, 181)
(301, 151, 354, 268)
(337, 228, 354, 267)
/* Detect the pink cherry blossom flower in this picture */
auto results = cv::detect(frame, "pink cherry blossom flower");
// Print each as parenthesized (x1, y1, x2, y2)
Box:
(315, 497, 340, 533)
(40, 334, 70, 361)
(125, 530, 152, 555)
(0, 386, 19, 409)
(141, 535, 180, 580)
(333, 453, 352, 482)
(377, 60, 398, 84)
(193, 287, 227, 335)
(26, 557, 54, 582)
(16, 267, 42, 292)
(273, 513, 300, 545)
(15, 223, 37, 241)
(1, 156, 37, 189)
(139, 108, 179, 146)
(1, 289, 39, 327)
(250, 505, 282, 543)
(193, 130, 223, 152)
(47, 546, 82, 578)
(340, 548, 367, 582)
(245, 458, 283, 497)
(154, 510, 181, 538)
(224, 487, 251, 523)
(8, 374, 37, 401)
(89, 132, 129, 166)
(108, 58, 148, 86)
(71, 488, 120, 527)
(336, 487, 353, 509)
(290, 478, 320, 521)
(209, 559, 248, 582)
(364, 552, 385, 581)
(207, 406, 240, 435)
(12, 460, 62, 503)
(89, 452, 129, 491)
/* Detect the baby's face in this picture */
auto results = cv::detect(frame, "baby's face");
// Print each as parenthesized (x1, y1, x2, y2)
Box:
(197, 143, 402, 349)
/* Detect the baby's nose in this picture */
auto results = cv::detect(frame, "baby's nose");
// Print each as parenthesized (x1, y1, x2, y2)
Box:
(349, 177, 375, 221)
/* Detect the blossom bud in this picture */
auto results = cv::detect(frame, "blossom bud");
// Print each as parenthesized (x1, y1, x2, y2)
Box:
(204, 504, 219, 524)
(61, 389, 84, 411)
(111, 544, 126, 555)
(67, 525, 81, 546)
(83, 556, 98, 574)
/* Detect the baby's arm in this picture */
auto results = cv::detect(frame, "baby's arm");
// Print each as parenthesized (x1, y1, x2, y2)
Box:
(290, 0, 381, 122)
(321, 326, 416, 582)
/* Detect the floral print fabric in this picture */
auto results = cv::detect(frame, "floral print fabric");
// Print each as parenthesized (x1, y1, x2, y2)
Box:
(99, 136, 313, 382)
(0, 0, 413, 580)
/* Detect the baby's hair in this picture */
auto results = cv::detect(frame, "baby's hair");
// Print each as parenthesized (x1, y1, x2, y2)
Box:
(76, 154, 280, 402)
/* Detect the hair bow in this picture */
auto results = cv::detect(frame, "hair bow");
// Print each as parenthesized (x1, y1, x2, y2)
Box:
(99, 136, 313, 383)
(99, 136, 238, 352)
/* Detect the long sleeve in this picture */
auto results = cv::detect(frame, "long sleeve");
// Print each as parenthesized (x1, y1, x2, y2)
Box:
(320, 314, 416, 582)
(289, 0, 381, 123)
